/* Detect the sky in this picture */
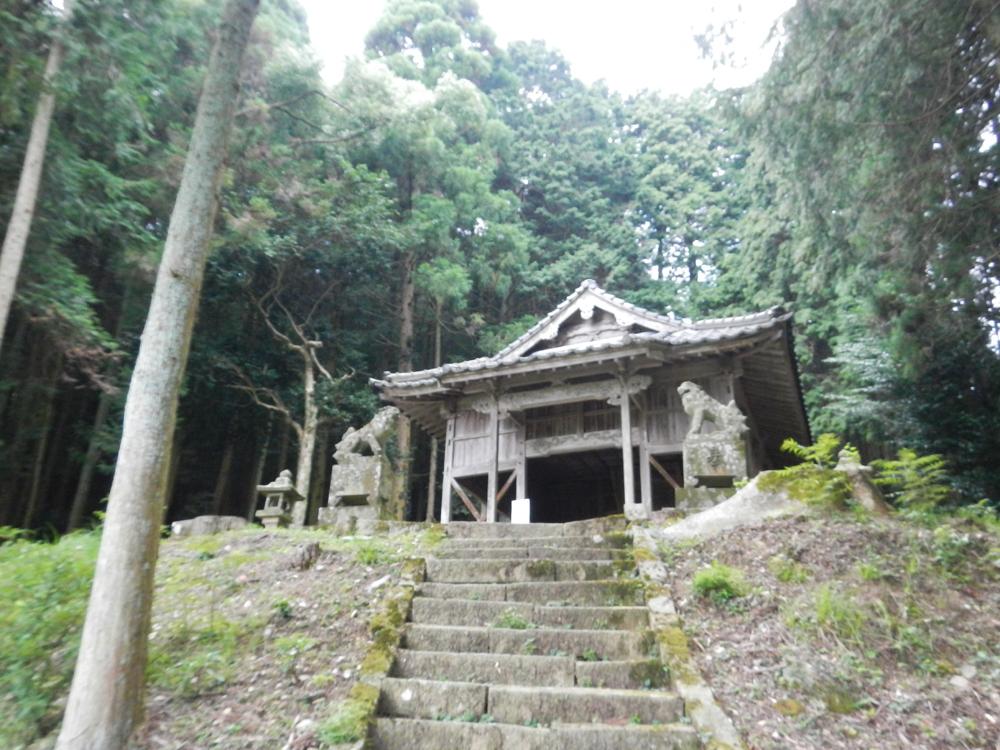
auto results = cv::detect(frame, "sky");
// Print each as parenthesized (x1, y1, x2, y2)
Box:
(297, 0, 794, 95)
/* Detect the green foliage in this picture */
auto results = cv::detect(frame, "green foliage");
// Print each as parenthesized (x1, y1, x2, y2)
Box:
(692, 561, 748, 603)
(147, 616, 263, 698)
(786, 584, 866, 644)
(768, 554, 810, 584)
(355, 541, 392, 566)
(493, 609, 534, 630)
(318, 683, 379, 744)
(758, 434, 853, 509)
(0, 531, 99, 746)
(873, 449, 951, 510)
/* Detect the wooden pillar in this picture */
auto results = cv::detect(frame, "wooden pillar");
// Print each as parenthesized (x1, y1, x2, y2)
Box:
(619, 379, 635, 508)
(638, 395, 653, 515)
(515, 414, 527, 502)
(440, 418, 455, 523)
(486, 396, 499, 523)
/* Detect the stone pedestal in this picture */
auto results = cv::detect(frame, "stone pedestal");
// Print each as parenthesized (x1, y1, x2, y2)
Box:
(675, 486, 738, 511)
(677, 381, 749, 511)
(319, 406, 399, 529)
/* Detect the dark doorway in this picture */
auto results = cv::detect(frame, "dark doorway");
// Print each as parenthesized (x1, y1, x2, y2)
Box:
(648, 452, 683, 510)
(526, 448, 637, 522)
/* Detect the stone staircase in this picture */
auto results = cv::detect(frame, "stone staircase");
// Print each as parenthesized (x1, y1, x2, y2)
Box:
(369, 519, 699, 749)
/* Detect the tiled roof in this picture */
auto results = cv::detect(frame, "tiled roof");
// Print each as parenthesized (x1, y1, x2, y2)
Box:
(373, 280, 790, 392)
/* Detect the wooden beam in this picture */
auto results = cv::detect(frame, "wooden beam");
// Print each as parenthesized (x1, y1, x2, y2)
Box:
(649, 454, 681, 490)
(450, 478, 482, 522)
(486, 394, 499, 523)
(638, 395, 653, 515)
(440, 417, 455, 523)
(618, 376, 635, 508)
(515, 418, 527, 501)
(496, 471, 516, 504)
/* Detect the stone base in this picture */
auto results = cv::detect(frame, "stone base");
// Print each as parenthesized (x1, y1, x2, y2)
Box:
(255, 509, 290, 528)
(171, 515, 248, 537)
(624, 503, 650, 521)
(317, 505, 378, 533)
(675, 487, 736, 511)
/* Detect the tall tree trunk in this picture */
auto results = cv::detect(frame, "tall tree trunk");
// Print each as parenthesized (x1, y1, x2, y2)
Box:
(275, 416, 290, 474)
(161, 426, 184, 523)
(425, 303, 442, 522)
(0, 1, 73, 356)
(56, 3, 259, 747)
(246, 413, 272, 520)
(292, 357, 317, 524)
(67, 392, 112, 530)
(21, 354, 60, 528)
(210, 440, 234, 515)
(308, 424, 329, 525)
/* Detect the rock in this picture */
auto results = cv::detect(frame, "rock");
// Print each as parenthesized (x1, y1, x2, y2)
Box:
(949, 675, 972, 691)
(171, 515, 248, 537)
(367, 574, 391, 592)
(295, 718, 317, 733)
(656, 474, 800, 542)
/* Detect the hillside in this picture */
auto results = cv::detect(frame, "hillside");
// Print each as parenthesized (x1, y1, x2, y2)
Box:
(1, 525, 436, 749)
(2, 508, 997, 749)
(653, 511, 1000, 749)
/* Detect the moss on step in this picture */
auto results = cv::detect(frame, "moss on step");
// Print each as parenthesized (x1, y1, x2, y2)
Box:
(526, 559, 556, 578)
(358, 560, 423, 678)
(628, 659, 671, 689)
(603, 578, 644, 605)
(318, 681, 380, 744)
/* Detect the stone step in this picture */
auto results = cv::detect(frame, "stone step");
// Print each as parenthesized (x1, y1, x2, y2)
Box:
(487, 684, 684, 726)
(378, 679, 683, 726)
(443, 517, 626, 540)
(434, 546, 626, 561)
(425, 558, 621, 583)
(391, 650, 669, 690)
(370, 717, 698, 750)
(417, 579, 645, 606)
(443, 522, 572, 539)
(391, 650, 575, 687)
(410, 597, 649, 630)
(403, 624, 654, 661)
(438, 533, 629, 550)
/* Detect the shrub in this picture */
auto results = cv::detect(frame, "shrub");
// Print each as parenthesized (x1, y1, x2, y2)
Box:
(873, 449, 951, 510)
(692, 561, 748, 603)
(0, 530, 100, 747)
(758, 434, 853, 509)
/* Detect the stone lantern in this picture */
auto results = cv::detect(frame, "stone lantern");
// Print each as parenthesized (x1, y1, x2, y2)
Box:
(255, 469, 302, 528)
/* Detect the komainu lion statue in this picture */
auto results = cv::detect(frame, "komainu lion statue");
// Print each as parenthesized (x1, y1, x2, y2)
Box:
(677, 381, 748, 437)
(333, 405, 400, 462)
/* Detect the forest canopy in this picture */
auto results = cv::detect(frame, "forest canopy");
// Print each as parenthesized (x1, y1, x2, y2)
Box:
(0, 0, 997, 531)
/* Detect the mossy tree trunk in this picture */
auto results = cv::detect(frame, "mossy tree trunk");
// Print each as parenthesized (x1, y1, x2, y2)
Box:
(55, 2, 259, 746)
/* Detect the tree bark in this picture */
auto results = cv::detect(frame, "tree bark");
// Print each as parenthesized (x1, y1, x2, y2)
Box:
(0, 1, 73, 356)
(292, 356, 317, 524)
(67, 392, 112, 530)
(245, 413, 272, 521)
(308, 423, 329, 525)
(210, 440, 234, 515)
(55, 2, 259, 747)
(21, 354, 60, 528)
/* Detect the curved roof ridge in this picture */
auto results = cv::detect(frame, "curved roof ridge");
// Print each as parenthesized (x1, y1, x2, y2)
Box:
(493, 279, 683, 360)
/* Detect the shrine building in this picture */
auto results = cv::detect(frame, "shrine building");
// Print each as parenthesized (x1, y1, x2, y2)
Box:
(372, 280, 810, 523)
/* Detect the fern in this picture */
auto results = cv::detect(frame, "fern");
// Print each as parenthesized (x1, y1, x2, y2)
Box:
(759, 433, 852, 509)
(872, 449, 950, 510)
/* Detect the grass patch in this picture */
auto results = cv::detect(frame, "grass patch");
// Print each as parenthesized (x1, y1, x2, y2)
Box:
(494, 609, 534, 630)
(0, 530, 100, 747)
(318, 682, 379, 744)
(147, 616, 263, 697)
(692, 561, 749, 603)
(769, 554, 810, 583)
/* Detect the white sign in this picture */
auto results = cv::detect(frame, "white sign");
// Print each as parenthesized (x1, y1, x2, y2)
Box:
(511, 497, 531, 524)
